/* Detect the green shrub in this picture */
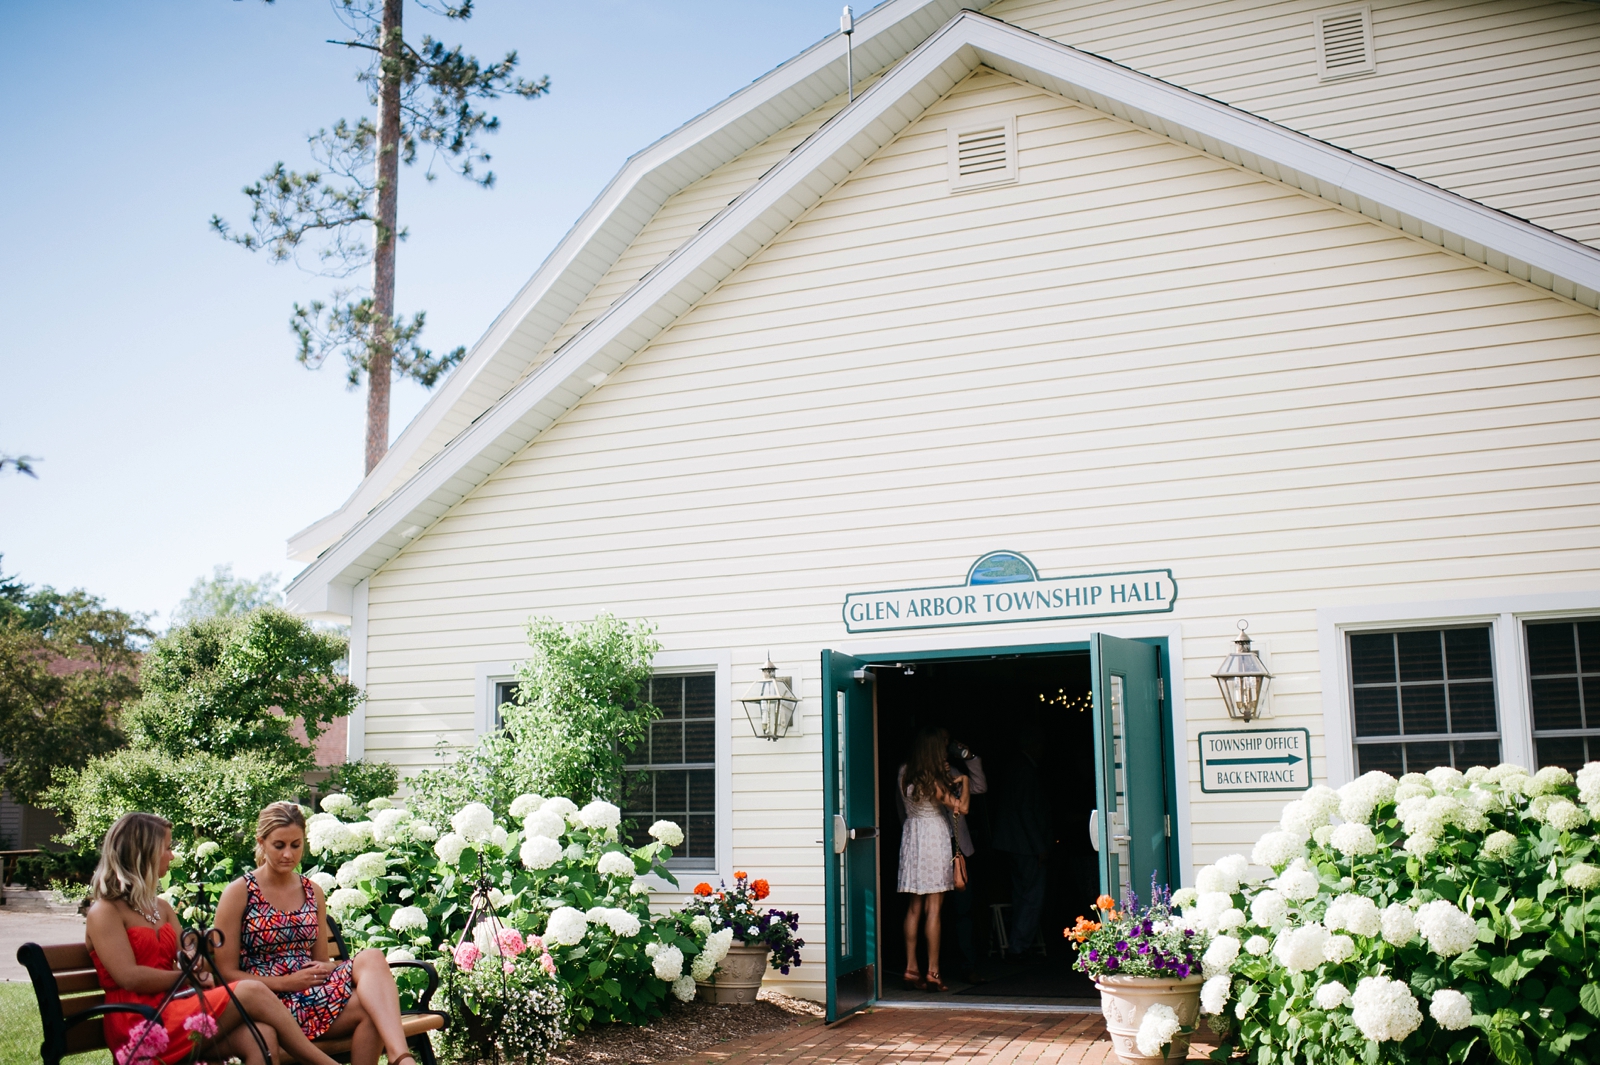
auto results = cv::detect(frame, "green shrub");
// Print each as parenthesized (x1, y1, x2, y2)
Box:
(1182, 763, 1600, 1065)
(325, 759, 399, 806)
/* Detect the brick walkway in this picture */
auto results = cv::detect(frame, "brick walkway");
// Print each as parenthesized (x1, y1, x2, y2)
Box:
(660, 1008, 1217, 1064)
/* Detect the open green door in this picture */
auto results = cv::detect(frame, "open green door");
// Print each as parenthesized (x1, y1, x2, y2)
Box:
(821, 649, 877, 1023)
(1090, 634, 1170, 903)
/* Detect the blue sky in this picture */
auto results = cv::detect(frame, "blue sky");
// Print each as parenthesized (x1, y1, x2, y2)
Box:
(1, 0, 841, 623)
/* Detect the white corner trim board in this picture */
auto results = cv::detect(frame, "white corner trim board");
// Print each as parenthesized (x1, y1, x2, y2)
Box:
(285, 10, 1600, 617)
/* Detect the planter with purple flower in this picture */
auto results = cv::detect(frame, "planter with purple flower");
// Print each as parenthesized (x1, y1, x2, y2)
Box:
(673, 871, 805, 1003)
(1066, 883, 1208, 1065)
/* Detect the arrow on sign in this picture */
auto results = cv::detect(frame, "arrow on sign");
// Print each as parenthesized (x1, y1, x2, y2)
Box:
(1207, 754, 1302, 766)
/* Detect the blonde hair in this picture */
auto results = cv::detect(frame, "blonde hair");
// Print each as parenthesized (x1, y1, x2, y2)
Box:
(255, 802, 307, 864)
(92, 813, 171, 918)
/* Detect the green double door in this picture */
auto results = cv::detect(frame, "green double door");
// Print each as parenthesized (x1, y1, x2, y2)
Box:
(821, 636, 1171, 1022)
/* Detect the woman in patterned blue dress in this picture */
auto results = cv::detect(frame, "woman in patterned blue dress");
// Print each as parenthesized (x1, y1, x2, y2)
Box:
(214, 803, 415, 1065)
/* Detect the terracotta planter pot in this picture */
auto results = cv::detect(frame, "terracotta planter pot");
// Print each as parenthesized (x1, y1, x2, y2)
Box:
(695, 942, 770, 1004)
(1094, 974, 1204, 1065)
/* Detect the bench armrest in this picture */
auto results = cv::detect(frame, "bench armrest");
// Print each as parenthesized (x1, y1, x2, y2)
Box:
(66, 1003, 159, 1029)
(386, 959, 440, 1011)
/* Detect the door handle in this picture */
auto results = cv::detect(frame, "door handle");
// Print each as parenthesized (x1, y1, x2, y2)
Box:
(849, 827, 878, 840)
(831, 814, 848, 854)
(1088, 810, 1099, 852)
(1112, 835, 1132, 845)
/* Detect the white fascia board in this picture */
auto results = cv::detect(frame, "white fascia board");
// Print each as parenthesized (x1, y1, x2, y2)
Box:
(286, 0, 995, 563)
(285, 11, 1600, 614)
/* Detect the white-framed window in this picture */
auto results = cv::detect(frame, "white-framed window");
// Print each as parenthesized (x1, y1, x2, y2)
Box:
(1317, 594, 1600, 786)
(473, 650, 732, 882)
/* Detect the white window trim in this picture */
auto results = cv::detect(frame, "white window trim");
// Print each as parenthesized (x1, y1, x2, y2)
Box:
(474, 661, 521, 739)
(1317, 592, 1600, 787)
(346, 580, 369, 761)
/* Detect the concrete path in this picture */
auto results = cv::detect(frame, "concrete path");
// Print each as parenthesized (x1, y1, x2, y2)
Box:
(0, 908, 86, 981)
(658, 1007, 1216, 1064)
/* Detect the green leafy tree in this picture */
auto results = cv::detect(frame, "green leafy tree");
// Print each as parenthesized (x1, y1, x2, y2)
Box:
(171, 564, 281, 625)
(325, 758, 399, 805)
(410, 614, 660, 821)
(0, 559, 150, 806)
(49, 607, 366, 856)
(212, 0, 550, 474)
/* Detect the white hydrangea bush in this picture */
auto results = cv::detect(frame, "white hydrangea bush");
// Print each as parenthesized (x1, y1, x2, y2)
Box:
(1192, 764, 1600, 1064)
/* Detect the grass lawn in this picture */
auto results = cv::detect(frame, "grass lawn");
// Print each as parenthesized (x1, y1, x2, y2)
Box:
(1, 981, 111, 1065)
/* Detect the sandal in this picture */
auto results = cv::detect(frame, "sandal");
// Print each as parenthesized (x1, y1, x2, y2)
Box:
(924, 972, 948, 993)
(390, 1053, 417, 1065)
(901, 969, 926, 991)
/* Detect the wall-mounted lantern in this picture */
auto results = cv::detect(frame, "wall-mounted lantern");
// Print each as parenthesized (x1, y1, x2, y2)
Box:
(739, 654, 799, 741)
(1212, 620, 1273, 722)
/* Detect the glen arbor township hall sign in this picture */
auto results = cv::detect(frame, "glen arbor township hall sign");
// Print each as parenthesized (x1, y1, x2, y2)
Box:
(841, 551, 1177, 634)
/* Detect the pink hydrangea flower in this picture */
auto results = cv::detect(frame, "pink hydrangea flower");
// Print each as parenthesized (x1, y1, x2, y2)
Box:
(183, 1011, 219, 1040)
(496, 927, 526, 957)
(453, 941, 481, 973)
(503, 959, 515, 975)
(115, 1021, 169, 1065)
(539, 951, 557, 975)
(526, 934, 545, 953)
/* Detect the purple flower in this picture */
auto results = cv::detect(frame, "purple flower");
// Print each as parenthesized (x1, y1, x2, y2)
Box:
(1115, 940, 1128, 952)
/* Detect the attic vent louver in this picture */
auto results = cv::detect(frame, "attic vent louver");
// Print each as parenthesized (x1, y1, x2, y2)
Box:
(948, 115, 1017, 192)
(1314, 5, 1375, 80)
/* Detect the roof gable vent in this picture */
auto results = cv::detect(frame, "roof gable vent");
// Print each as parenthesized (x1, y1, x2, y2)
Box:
(948, 116, 1017, 192)
(1314, 5, 1376, 80)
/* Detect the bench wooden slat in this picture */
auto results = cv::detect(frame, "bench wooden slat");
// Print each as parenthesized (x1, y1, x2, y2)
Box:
(55, 969, 102, 994)
(42, 943, 92, 970)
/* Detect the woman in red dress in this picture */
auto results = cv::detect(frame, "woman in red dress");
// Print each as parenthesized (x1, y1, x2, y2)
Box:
(85, 812, 341, 1065)
(213, 803, 415, 1065)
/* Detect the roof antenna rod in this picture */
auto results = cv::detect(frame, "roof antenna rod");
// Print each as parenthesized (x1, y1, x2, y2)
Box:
(841, 6, 855, 102)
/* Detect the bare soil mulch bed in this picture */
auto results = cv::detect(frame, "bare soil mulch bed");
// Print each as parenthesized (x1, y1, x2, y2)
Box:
(547, 990, 823, 1065)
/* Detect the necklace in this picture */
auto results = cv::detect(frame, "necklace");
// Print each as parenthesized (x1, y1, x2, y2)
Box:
(131, 898, 164, 926)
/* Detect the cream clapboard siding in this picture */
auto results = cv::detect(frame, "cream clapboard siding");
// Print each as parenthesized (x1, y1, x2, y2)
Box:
(985, 0, 1600, 247)
(362, 67, 1600, 998)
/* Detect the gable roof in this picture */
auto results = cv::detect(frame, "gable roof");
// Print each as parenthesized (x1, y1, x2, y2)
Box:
(286, 9, 1600, 617)
(287, 0, 997, 563)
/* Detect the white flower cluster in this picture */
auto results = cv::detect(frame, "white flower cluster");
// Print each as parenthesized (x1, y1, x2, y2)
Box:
(1350, 976, 1422, 1042)
(1135, 1003, 1182, 1057)
(596, 851, 637, 879)
(1274, 860, 1319, 902)
(1563, 863, 1600, 890)
(578, 800, 622, 832)
(1430, 989, 1473, 1030)
(509, 793, 545, 819)
(1272, 923, 1328, 973)
(1200, 974, 1232, 1014)
(1337, 771, 1397, 823)
(1323, 894, 1380, 938)
(583, 906, 642, 938)
(520, 835, 562, 870)
(327, 887, 370, 920)
(451, 803, 496, 843)
(195, 840, 221, 860)
(321, 793, 358, 816)
(1415, 900, 1477, 957)
(389, 905, 429, 932)
(372, 807, 414, 845)
(1380, 903, 1416, 946)
(434, 833, 469, 866)
(1202, 935, 1240, 977)
(690, 928, 735, 981)
(543, 906, 589, 946)
(336, 851, 387, 888)
(1315, 981, 1350, 1010)
(523, 807, 567, 841)
(1329, 822, 1377, 858)
(308, 871, 337, 892)
(651, 944, 684, 981)
(648, 820, 685, 847)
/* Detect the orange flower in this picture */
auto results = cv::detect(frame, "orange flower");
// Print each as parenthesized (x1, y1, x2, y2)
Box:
(751, 878, 771, 900)
(1096, 894, 1116, 912)
(693, 883, 713, 896)
(734, 870, 748, 881)
(1065, 916, 1102, 943)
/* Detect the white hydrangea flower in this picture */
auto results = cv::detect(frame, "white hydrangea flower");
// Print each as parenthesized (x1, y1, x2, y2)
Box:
(1330, 823, 1378, 858)
(1403, 834, 1439, 859)
(544, 906, 589, 946)
(366, 797, 394, 811)
(321, 793, 357, 815)
(1545, 800, 1588, 832)
(386, 947, 415, 963)
(1135, 1003, 1182, 1058)
(690, 951, 718, 981)
(389, 905, 429, 932)
(433, 832, 468, 866)
(308, 871, 337, 892)
(597, 907, 641, 938)
(1244, 935, 1270, 957)
(1248, 890, 1288, 931)
(451, 803, 496, 843)
(344, 821, 376, 849)
(488, 825, 509, 850)
(1275, 862, 1320, 902)
(691, 915, 713, 938)
(1430, 989, 1472, 1030)
(1486, 763, 1529, 783)
(1351, 976, 1423, 1043)
(1576, 763, 1600, 805)
(1202, 935, 1240, 977)
(1337, 771, 1398, 824)
(564, 842, 586, 861)
(1393, 780, 1433, 804)
(1416, 900, 1477, 956)
(703, 928, 734, 966)
(1280, 798, 1332, 835)
(577, 800, 622, 832)
(1463, 765, 1489, 782)
(1196, 865, 1236, 895)
(488, 888, 509, 909)
(1215, 853, 1250, 884)
(308, 819, 355, 857)
(1251, 831, 1306, 870)
(337, 851, 387, 888)
(1215, 908, 1246, 932)
(1563, 863, 1600, 890)
(1193, 892, 1233, 932)
(1316, 981, 1351, 1010)
(372, 808, 410, 845)
(1170, 887, 1198, 910)
(523, 808, 566, 841)
(648, 820, 685, 847)
(541, 797, 579, 821)
(509, 793, 544, 819)
(1273, 924, 1329, 973)
(644, 941, 660, 958)
(195, 840, 220, 860)
(1425, 766, 1465, 792)
(631, 881, 650, 895)
(1200, 974, 1232, 1015)
(672, 974, 697, 1001)
(1463, 787, 1502, 815)
(1312, 825, 1335, 846)
(1381, 903, 1417, 946)
(1325, 894, 1381, 938)
(1323, 934, 1355, 963)
(652, 944, 684, 981)
(1482, 830, 1517, 860)
(597, 851, 637, 879)
(1530, 765, 1573, 795)
(327, 887, 370, 920)
(409, 821, 439, 842)
(520, 835, 562, 870)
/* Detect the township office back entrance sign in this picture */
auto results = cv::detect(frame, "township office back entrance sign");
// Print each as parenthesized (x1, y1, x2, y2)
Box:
(841, 551, 1176, 634)
(1198, 728, 1312, 793)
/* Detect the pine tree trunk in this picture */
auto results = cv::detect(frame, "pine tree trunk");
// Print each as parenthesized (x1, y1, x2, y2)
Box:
(366, 0, 404, 476)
